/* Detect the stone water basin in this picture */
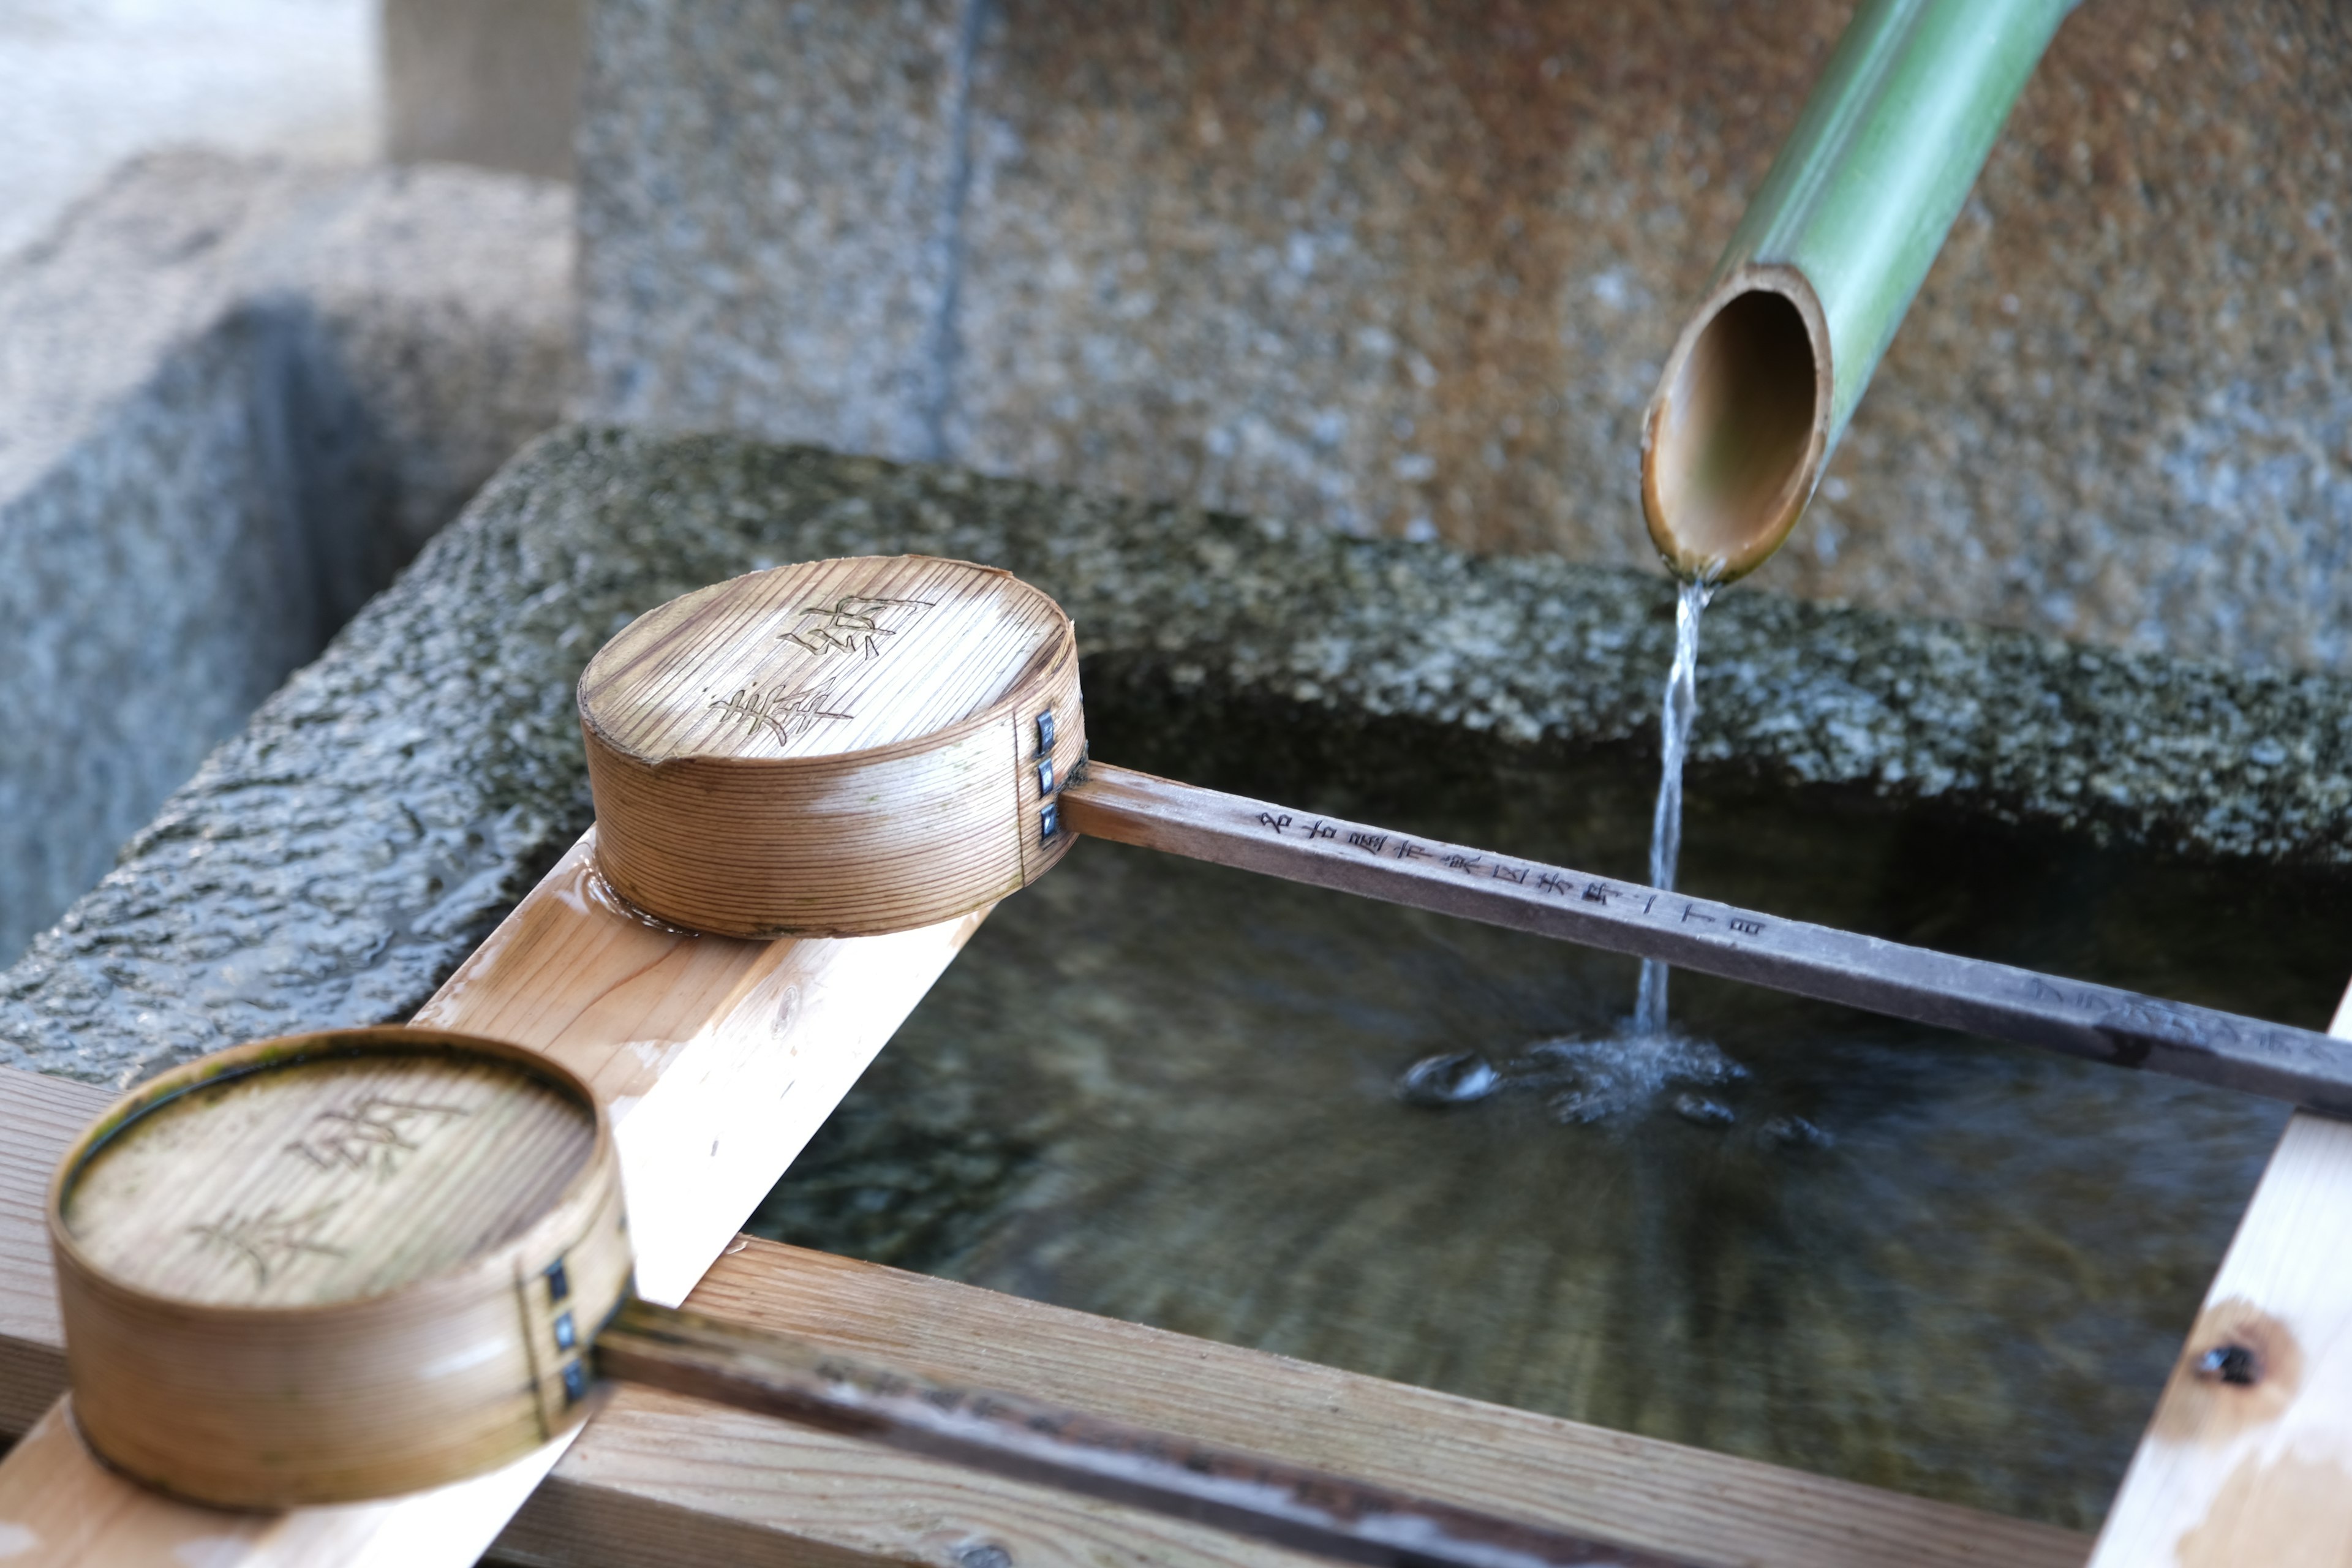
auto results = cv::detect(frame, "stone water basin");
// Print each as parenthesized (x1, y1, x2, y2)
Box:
(10, 431, 2346, 1535)
(753, 699, 2350, 1534)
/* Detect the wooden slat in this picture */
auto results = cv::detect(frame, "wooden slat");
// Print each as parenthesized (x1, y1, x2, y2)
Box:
(499, 1238, 2087, 1568)
(586, 1297, 1701, 1568)
(1061, 764, 2352, 1113)
(0, 828, 984, 1567)
(2084, 981, 2352, 1567)
(508, 1383, 1342, 1568)
(0, 1401, 571, 1568)
(409, 837, 990, 1305)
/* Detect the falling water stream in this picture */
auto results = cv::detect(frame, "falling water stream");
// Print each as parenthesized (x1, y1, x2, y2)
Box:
(1395, 573, 1740, 1126)
(1634, 576, 1715, 1035)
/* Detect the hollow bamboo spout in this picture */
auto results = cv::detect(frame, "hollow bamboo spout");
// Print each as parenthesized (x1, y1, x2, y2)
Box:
(1641, 0, 2074, 583)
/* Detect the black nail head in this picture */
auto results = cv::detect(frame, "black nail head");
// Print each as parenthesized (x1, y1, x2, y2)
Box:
(2197, 1343, 2258, 1386)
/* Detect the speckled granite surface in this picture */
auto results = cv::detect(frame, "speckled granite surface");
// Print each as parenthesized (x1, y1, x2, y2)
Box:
(6, 426, 2346, 1087)
(584, 0, 2352, 673)
(581, 0, 973, 460)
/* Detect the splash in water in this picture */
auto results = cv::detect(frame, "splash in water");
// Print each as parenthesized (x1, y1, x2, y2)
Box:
(1634, 576, 1714, 1035)
(1395, 1034, 1820, 1139)
(1393, 575, 1764, 1129)
(1398, 1035, 1738, 1121)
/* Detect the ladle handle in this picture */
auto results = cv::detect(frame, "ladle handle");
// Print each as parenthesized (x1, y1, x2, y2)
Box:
(1058, 763, 2352, 1115)
(595, 1298, 1692, 1568)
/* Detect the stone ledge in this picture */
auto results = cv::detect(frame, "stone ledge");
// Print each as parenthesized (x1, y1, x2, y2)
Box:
(0, 150, 572, 962)
(5, 424, 2345, 1087)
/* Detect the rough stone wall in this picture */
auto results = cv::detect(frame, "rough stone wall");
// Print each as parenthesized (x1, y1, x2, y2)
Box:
(582, 0, 979, 459)
(0, 152, 573, 964)
(580, 0, 2352, 674)
(0, 316, 321, 981)
(7, 427, 2348, 1089)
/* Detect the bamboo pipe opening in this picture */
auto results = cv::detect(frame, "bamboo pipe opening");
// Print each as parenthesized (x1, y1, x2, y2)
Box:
(1641, 265, 1832, 583)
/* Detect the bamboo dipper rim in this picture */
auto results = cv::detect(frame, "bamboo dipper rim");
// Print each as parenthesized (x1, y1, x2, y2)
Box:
(576, 577, 1065, 778)
(47, 1026, 612, 1321)
(575, 556, 1068, 772)
(1640, 261, 1833, 584)
(50, 1027, 632, 1507)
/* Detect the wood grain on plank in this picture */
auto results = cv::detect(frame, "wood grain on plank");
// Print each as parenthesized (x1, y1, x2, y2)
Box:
(591, 1298, 1698, 1568)
(2084, 978, 2352, 1568)
(0, 1070, 98, 1436)
(0, 1394, 576, 1568)
(580, 556, 1083, 938)
(411, 833, 990, 1305)
(0, 826, 984, 1566)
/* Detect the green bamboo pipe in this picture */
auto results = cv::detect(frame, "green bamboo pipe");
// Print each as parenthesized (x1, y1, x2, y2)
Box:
(1641, 0, 2075, 583)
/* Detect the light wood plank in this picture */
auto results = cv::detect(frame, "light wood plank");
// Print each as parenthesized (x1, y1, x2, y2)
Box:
(511, 1382, 1341, 1568)
(2084, 979, 2352, 1567)
(0, 1397, 575, 1568)
(588, 1296, 1699, 1568)
(410, 835, 990, 1304)
(0, 827, 982, 1566)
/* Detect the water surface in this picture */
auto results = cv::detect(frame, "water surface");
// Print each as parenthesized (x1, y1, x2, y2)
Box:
(752, 742, 2345, 1530)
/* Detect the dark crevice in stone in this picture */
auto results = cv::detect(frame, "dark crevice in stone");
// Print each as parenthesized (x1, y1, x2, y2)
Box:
(921, 0, 990, 462)
(252, 297, 432, 645)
